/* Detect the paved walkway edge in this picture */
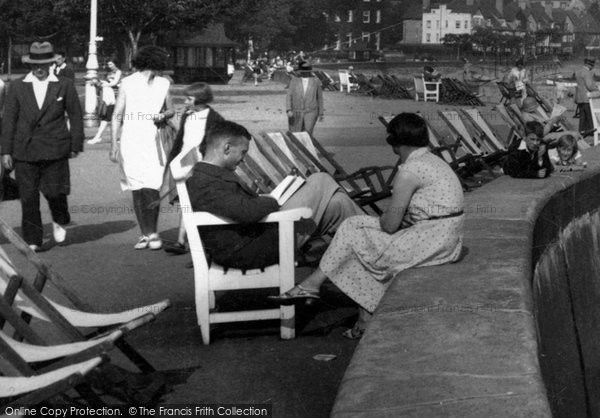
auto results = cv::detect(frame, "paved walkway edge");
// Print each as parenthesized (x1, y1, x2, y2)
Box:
(331, 148, 600, 417)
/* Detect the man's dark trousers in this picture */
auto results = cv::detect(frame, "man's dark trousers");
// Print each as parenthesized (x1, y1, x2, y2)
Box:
(15, 159, 70, 246)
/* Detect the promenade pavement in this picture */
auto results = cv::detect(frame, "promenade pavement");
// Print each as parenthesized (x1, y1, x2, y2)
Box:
(0, 71, 579, 416)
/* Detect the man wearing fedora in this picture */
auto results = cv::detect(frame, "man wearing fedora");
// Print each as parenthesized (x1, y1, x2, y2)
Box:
(575, 57, 599, 136)
(0, 41, 84, 251)
(286, 61, 323, 135)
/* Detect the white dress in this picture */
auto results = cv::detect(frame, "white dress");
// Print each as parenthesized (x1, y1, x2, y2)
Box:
(118, 72, 170, 191)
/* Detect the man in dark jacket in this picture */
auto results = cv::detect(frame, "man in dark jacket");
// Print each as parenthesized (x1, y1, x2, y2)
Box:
(0, 42, 84, 250)
(51, 51, 76, 81)
(503, 121, 553, 179)
(186, 120, 363, 270)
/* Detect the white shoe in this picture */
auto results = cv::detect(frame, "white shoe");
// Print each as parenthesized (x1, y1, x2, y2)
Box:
(52, 222, 67, 243)
(148, 233, 162, 250)
(134, 236, 150, 249)
(87, 137, 102, 144)
(28, 244, 40, 252)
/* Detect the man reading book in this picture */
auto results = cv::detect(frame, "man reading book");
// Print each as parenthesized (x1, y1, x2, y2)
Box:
(186, 120, 364, 270)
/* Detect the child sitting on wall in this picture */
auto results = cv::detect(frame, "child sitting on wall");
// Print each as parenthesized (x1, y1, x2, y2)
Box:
(503, 121, 554, 179)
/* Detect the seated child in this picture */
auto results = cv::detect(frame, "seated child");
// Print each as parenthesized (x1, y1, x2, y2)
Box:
(503, 121, 554, 179)
(548, 134, 586, 170)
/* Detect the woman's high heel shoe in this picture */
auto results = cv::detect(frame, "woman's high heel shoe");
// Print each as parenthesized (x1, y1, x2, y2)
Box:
(268, 285, 320, 305)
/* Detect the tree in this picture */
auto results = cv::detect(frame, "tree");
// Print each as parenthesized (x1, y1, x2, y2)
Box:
(54, 0, 224, 69)
(442, 33, 472, 59)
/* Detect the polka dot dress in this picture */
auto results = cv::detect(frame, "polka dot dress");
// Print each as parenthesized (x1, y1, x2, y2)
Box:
(319, 148, 465, 313)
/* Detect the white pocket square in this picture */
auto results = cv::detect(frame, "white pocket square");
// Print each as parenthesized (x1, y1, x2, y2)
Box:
(57, 97, 63, 102)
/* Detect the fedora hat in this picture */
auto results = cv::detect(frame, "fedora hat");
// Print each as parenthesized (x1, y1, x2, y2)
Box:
(297, 61, 312, 72)
(22, 42, 60, 64)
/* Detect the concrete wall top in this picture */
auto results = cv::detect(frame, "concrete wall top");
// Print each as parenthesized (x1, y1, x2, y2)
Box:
(331, 147, 600, 417)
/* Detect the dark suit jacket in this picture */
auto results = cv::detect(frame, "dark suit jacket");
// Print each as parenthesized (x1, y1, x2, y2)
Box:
(0, 76, 84, 161)
(55, 64, 75, 81)
(167, 106, 224, 164)
(187, 162, 281, 269)
(503, 140, 553, 179)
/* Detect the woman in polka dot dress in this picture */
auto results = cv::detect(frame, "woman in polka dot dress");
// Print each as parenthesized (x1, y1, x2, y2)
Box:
(270, 113, 465, 338)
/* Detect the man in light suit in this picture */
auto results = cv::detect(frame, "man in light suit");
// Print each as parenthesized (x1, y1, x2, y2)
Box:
(0, 42, 84, 251)
(575, 57, 598, 135)
(286, 61, 323, 135)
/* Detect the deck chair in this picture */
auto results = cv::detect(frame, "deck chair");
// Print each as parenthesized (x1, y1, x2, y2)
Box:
(525, 84, 553, 113)
(1, 353, 104, 411)
(378, 115, 484, 191)
(0, 251, 168, 403)
(0, 228, 170, 375)
(588, 91, 600, 146)
(459, 109, 510, 152)
(496, 81, 519, 104)
(283, 131, 393, 214)
(0, 286, 125, 407)
(338, 70, 358, 93)
(438, 110, 499, 177)
(313, 70, 337, 91)
(414, 76, 439, 102)
(170, 149, 312, 345)
(423, 77, 441, 102)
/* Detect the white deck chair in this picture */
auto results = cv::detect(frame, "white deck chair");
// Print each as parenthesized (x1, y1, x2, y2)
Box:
(587, 91, 600, 146)
(338, 70, 358, 93)
(170, 149, 312, 345)
(0, 329, 122, 363)
(0, 357, 102, 398)
(414, 76, 441, 102)
(0, 240, 169, 374)
(0, 247, 169, 330)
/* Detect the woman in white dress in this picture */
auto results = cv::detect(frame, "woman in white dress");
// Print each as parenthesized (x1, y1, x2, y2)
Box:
(110, 46, 173, 250)
(270, 113, 465, 338)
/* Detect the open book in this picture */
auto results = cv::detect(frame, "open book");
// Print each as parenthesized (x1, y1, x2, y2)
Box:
(269, 175, 305, 205)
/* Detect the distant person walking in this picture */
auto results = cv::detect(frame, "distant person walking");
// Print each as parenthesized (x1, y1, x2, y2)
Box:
(286, 61, 323, 135)
(88, 59, 122, 144)
(0, 42, 84, 251)
(110, 45, 173, 250)
(575, 57, 598, 136)
(51, 51, 75, 81)
(503, 57, 528, 104)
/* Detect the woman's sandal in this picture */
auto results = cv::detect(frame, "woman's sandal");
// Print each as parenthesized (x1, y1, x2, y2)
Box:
(342, 323, 365, 340)
(267, 285, 320, 305)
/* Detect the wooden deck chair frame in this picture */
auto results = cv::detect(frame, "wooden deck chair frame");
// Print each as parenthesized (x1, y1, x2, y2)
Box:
(284, 131, 393, 215)
(414, 76, 439, 102)
(0, 220, 170, 375)
(170, 150, 312, 345)
(0, 352, 105, 410)
(0, 256, 168, 403)
(378, 115, 483, 191)
(338, 70, 358, 93)
(525, 84, 553, 114)
(588, 91, 600, 146)
(438, 110, 486, 155)
(423, 76, 441, 102)
(261, 132, 316, 178)
(438, 110, 502, 176)
(0, 319, 112, 407)
(459, 108, 508, 152)
(496, 81, 517, 104)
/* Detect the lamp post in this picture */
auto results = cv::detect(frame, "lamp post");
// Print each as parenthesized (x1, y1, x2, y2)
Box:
(84, 0, 99, 128)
